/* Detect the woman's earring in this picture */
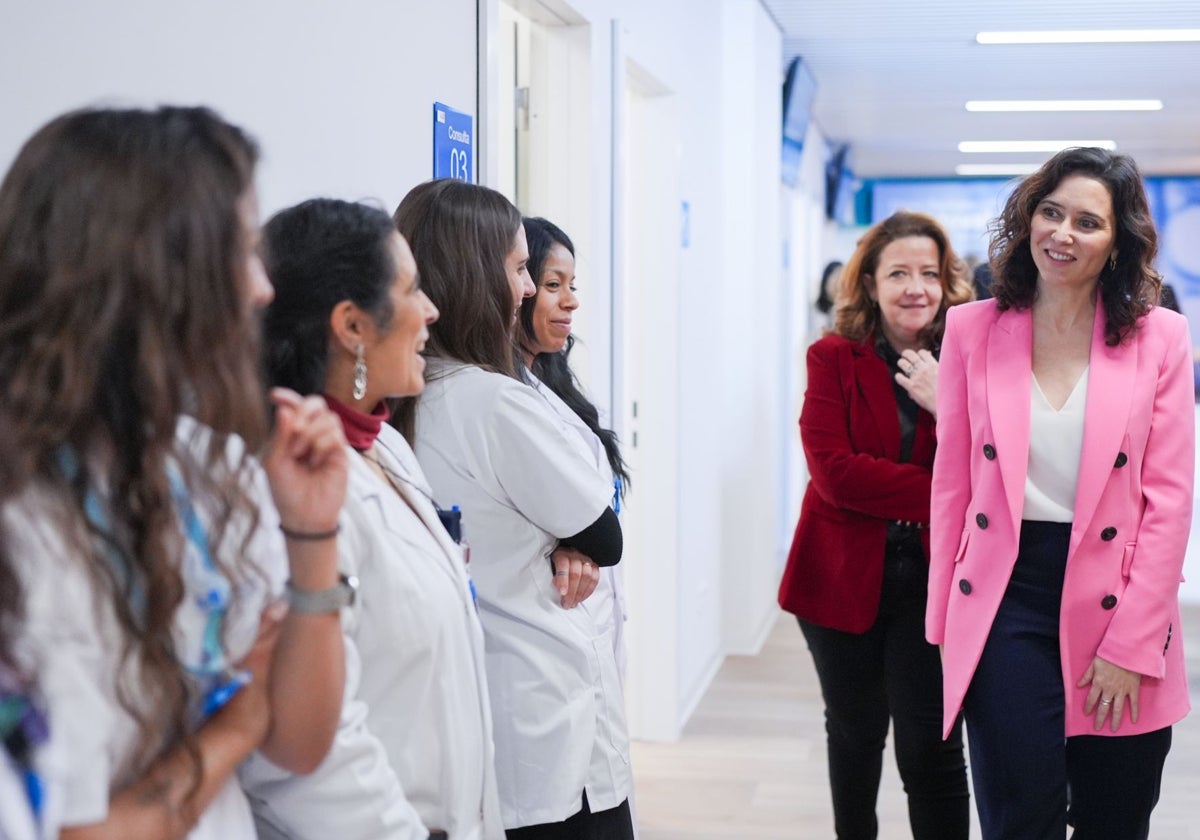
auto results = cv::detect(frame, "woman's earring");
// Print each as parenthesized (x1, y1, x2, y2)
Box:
(1109, 254, 1117, 272)
(353, 344, 368, 400)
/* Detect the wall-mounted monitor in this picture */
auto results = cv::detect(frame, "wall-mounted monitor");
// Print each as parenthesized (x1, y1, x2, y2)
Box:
(825, 143, 855, 223)
(781, 56, 816, 187)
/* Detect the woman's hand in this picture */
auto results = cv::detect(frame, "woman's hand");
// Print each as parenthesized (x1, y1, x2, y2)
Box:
(1077, 655, 1142, 732)
(263, 388, 348, 535)
(216, 602, 286, 745)
(551, 547, 601, 609)
(896, 348, 938, 417)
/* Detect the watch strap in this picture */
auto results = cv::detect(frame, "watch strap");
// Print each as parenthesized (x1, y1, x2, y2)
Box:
(285, 573, 358, 614)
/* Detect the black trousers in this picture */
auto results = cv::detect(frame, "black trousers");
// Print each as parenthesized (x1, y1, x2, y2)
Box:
(799, 541, 969, 840)
(965, 520, 1172, 840)
(505, 792, 634, 840)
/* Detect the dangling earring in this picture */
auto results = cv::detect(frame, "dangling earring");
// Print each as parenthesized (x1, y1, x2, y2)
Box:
(1109, 254, 1117, 272)
(352, 344, 368, 400)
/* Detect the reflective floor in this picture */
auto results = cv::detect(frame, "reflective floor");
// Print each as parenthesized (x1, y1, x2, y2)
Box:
(632, 606, 1200, 839)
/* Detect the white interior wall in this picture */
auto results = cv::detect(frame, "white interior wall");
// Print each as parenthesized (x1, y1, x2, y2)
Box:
(672, 3, 727, 720)
(0, 0, 477, 216)
(781, 122, 842, 552)
(715, 0, 784, 658)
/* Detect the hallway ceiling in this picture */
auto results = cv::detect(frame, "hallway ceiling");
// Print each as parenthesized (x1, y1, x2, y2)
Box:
(758, 0, 1200, 177)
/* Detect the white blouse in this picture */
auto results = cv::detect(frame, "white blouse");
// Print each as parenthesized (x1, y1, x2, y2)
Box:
(1024, 367, 1089, 523)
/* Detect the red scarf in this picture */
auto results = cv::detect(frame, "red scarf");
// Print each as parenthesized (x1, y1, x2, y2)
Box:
(322, 394, 390, 452)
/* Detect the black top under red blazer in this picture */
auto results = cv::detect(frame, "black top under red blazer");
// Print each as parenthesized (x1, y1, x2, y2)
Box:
(778, 333, 937, 633)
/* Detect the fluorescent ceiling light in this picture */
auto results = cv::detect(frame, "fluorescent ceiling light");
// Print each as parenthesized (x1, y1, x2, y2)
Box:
(977, 29, 1200, 44)
(956, 164, 1041, 176)
(966, 99, 1162, 112)
(958, 140, 1117, 154)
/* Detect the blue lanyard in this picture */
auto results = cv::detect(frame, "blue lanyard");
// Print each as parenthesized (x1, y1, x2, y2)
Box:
(165, 469, 248, 718)
(23, 764, 43, 830)
(58, 448, 247, 722)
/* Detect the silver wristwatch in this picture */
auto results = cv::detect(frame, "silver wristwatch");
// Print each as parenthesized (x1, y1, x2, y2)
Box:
(285, 574, 359, 614)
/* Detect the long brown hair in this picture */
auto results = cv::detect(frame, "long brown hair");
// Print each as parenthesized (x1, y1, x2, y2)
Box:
(834, 210, 974, 350)
(989, 147, 1159, 346)
(391, 179, 523, 438)
(0, 106, 266, 784)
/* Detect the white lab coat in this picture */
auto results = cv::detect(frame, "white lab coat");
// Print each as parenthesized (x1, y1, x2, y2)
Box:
(241, 424, 503, 840)
(0, 756, 34, 840)
(6, 418, 283, 839)
(523, 371, 629, 682)
(415, 361, 633, 829)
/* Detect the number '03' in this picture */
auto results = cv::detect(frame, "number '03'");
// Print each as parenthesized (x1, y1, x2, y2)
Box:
(450, 148, 469, 181)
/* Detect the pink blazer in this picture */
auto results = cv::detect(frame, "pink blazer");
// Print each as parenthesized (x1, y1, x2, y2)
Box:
(927, 298, 1194, 738)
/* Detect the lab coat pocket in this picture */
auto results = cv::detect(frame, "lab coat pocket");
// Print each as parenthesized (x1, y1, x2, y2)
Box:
(591, 632, 631, 763)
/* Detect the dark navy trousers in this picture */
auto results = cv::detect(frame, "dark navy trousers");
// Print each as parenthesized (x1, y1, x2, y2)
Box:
(801, 536, 969, 840)
(964, 520, 1171, 840)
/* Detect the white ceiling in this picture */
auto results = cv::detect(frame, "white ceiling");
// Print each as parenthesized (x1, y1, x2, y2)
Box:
(757, 0, 1200, 177)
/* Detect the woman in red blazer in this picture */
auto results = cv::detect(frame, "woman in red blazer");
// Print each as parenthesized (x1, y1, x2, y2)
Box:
(779, 211, 974, 840)
(928, 148, 1193, 839)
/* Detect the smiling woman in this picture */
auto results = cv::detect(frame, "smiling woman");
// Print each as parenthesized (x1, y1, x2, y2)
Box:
(929, 147, 1191, 839)
(778, 210, 974, 840)
(248, 197, 503, 840)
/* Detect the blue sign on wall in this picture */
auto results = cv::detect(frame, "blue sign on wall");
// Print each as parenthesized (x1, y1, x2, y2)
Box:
(432, 102, 473, 182)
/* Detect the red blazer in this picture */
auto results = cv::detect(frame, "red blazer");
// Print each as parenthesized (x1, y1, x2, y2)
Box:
(928, 300, 1193, 738)
(778, 333, 937, 633)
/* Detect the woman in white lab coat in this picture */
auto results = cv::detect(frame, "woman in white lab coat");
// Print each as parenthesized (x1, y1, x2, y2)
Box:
(243, 198, 504, 840)
(0, 106, 348, 839)
(517, 217, 631, 681)
(393, 181, 634, 840)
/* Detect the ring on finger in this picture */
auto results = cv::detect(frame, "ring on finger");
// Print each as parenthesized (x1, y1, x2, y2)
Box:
(554, 570, 570, 576)
(1099, 698, 1112, 706)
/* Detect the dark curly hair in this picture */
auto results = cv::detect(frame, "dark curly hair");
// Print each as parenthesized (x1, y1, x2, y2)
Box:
(989, 147, 1160, 346)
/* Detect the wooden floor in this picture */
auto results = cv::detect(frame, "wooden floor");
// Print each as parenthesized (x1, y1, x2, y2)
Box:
(631, 605, 1200, 839)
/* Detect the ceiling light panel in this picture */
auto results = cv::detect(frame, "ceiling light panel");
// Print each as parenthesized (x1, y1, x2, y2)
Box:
(965, 100, 1163, 112)
(977, 29, 1200, 44)
(956, 164, 1041, 176)
(958, 140, 1117, 153)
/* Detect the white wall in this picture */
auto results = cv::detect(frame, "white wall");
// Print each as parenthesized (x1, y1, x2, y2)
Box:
(714, 0, 784, 658)
(0, 0, 477, 216)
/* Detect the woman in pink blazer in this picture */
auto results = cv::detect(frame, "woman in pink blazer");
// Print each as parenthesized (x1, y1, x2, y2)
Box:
(928, 147, 1193, 839)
